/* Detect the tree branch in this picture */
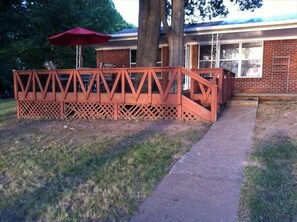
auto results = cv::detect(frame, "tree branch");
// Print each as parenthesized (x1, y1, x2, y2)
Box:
(160, 0, 171, 36)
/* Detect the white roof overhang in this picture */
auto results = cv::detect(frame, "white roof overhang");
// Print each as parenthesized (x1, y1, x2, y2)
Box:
(95, 18, 297, 50)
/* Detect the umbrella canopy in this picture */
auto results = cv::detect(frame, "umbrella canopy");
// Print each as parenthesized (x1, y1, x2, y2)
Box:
(48, 27, 111, 68)
(48, 27, 111, 45)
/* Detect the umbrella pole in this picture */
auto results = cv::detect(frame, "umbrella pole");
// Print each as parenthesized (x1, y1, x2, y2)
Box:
(80, 46, 83, 68)
(76, 45, 82, 68)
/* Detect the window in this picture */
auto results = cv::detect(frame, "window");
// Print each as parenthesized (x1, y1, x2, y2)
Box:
(130, 49, 137, 67)
(199, 45, 211, 68)
(240, 42, 262, 77)
(220, 42, 262, 77)
(130, 48, 163, 78)
(130, 48, 162, 67)
(156, 48, 162, 67)
(220, 44, 239, 75)
(199, 42, 263, 78)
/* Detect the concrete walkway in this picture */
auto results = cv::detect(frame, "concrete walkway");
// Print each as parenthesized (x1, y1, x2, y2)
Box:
(131, 102, 258, 222)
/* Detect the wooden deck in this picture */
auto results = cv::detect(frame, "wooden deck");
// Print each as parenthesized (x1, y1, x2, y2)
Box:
(13, 67, 235, 122)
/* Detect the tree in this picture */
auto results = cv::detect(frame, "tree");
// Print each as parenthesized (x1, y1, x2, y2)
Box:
(136, 0, 161, 67)
(0, 0, 132, 98)
(136, 0, 263, 67)
(161, 0, 184, 66)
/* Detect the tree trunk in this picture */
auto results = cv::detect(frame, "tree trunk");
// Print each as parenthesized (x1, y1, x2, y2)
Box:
(169, 0, 184, 66)
(161, 0, 184, 67)
(136, 0, 161, 67)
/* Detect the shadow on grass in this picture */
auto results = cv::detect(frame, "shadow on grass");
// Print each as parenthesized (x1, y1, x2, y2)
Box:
(0, 120, 178, 221)
(241, 133, 297, 221)
(0, 120, 54, 149)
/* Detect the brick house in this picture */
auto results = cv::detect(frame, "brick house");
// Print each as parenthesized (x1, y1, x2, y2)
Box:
(95, 14, 297, 94)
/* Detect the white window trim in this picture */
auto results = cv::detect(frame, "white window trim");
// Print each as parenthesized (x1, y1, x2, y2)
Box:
(198, 41, 264, 78)
(130, 48, 163, 79)
(130, 48, 137, 68)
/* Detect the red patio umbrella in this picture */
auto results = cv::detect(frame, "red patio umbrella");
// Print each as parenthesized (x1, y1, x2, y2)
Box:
(48, 27, 111, 68)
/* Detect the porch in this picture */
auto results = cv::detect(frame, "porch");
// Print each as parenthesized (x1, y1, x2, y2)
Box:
(13, 67, 235, 122)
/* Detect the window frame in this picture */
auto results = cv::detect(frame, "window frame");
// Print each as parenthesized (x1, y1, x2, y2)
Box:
(130, 48, 163, 79)
(130, 48, 137, 68)
(198, 45, 212, 69)
(198, 41, 264, 78)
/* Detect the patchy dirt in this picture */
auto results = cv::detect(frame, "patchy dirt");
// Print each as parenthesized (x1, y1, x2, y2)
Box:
(254, 101, 297, 146)
(2, 100, 297, 153)
(2, 100, 297, 154)
(0, 116, 211, 155)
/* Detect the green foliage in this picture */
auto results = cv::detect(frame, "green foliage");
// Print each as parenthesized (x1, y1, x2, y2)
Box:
(184, 0, 263, 23)
(0, 0, 132, 95)
(165, 0, 263, 23)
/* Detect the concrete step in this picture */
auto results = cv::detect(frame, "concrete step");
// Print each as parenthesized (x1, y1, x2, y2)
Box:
(228, 96, 259, 107)
(234, 93, 297, 101)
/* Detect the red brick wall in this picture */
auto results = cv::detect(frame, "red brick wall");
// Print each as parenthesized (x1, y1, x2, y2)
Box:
(97, 47, 169, 68)
(96, 49, 130, 68)
(161, 45, 199, 68)
(191, 44, 199, 69)
(162, 46, 169, 67)
(96, 39, 297, 93)
(235, 39, 297, 93)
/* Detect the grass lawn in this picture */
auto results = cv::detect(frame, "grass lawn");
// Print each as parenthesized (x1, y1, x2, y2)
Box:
(239, 101, 297, 221)
(0, 100, 210, 221)
(0, 100, 16, 125)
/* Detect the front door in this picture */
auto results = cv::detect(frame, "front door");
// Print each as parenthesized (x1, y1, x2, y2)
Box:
(183, 45, 191, 90)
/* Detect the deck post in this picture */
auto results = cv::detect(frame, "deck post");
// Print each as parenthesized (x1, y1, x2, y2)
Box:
(190, 78, 194, 100)
(224, 70, 228, 102)
(226, 71, 231, 100)
(211, 84, 218, 122)
(16, 100, 20, 119)
(52, 71, 56, 101)
(33, 71, 36, 101)
(218, 69, 223, 104)
(114, 103, 118, 120)
(60, 101, 64, 119)
(177, 105, 182, 121)
(121, 69, 125, 103)
(231, 73, 235, 98)
(13, 70, 20, 119)
(73, 70, 77, 102)
(177, 67, 182, 120)
(148, 69, 152, 104)
(97, 70, 100, 103)
(13, 70, 18, 101)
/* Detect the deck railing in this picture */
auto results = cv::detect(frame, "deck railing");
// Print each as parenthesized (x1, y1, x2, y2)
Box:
(13, 67, 233, 122)
(191, 68, 236, 105)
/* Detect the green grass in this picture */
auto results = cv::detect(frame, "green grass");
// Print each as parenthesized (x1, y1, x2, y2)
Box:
(0, 100, 16, 123)
(239, 137, 297, 221)
(0, 101, 209, 221)
(1, 134, 180, 221)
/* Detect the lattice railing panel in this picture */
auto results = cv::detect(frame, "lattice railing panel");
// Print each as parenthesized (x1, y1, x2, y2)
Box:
(118, 104, 177, 121)
(64, 102, 114, 120)
(182, 108, 203, 122)
(17, 100, 205, 122)
(18, 100, 61, 119)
